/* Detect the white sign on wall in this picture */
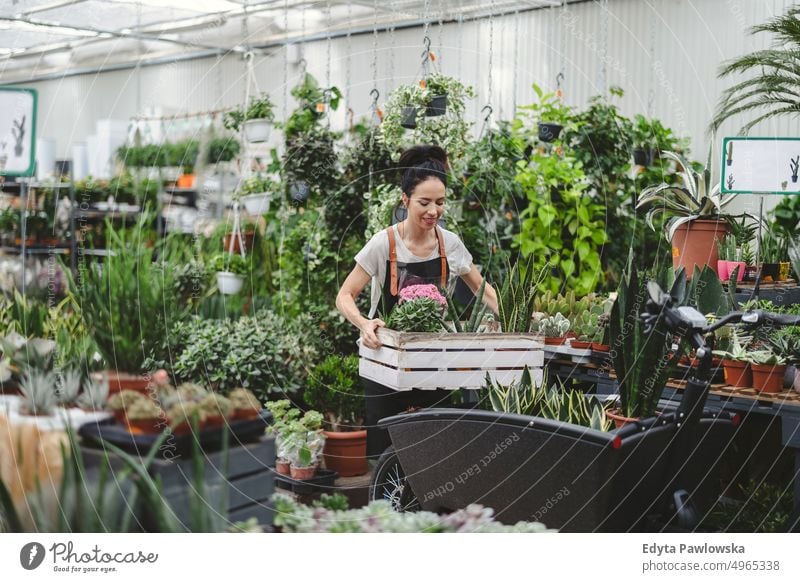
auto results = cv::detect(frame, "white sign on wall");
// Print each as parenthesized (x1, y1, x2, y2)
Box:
(720, 137, 800, 195)
(0, 87, 37, 177)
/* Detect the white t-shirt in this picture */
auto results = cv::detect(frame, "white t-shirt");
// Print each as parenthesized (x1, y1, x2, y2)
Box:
(355, 225, 474, 318)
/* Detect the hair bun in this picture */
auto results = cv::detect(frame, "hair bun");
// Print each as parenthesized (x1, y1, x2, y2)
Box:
(398, 144, 449, 172)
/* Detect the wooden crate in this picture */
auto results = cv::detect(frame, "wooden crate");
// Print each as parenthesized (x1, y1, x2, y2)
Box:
(359, 328, 544, 391)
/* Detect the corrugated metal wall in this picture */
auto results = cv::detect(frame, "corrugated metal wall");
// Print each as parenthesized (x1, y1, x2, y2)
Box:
(22, 0, 800, 203)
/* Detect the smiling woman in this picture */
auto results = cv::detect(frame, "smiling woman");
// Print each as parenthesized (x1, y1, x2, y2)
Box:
(335, 144, 499, 458)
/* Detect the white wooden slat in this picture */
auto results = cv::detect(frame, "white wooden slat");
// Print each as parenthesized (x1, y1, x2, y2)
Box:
(359, 359, 543, 391)
(376, 328, 545, 350)
(359, 343, 544, 369)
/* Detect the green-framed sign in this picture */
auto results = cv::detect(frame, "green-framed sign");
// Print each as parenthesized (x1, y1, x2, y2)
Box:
(0, 87, 37, 177)
(720, 136, 800, 195)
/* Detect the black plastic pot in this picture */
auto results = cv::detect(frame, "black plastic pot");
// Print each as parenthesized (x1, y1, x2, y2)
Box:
(425, 94, 448, 117)
(290, 181, 310, 203)
(538, 122, 563, 143)
(760, 263, 781, 282)
(401, 106, 418, 129)
(633, 148, 656, 167)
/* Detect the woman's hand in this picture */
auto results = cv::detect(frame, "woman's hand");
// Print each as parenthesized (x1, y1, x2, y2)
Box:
(360, 318, 386, 349)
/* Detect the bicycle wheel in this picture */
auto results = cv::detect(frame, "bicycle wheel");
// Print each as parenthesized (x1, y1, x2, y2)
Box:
(368, 446, 420, 512)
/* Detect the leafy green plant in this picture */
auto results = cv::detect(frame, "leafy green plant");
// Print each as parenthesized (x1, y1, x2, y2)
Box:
(496, 255, 542, 333)
(211, 252, 248, 276)
(386, 298, 447, 333)
(609, 263, 684, 418)
(636, 148, 735, 242)
(768, 327, 800, 365)
(207, 136, 240, 164)
(518, 83, 576, 130)
(701, 479, 794, 533)
(536, 313, 570, 338)
(237, 175, 278, 197)
(482, 367, 611, 431)
(304, 354, 363, 431)
(223, 94, 276, 132)
(74, 217, 185, 374)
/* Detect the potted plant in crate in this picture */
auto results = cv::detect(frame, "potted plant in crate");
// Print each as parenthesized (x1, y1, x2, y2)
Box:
(304, 354, 367, 477)
(224, 94, 275, 143)
(213, 253, 248, 295)
(536, 313, 571, 345)
(637, 147, 735, 276)
(236, 174, 278, 216)
(569, 310, 600, 349)
(385, 284, 448, 332)
(286, 410, 326, 480)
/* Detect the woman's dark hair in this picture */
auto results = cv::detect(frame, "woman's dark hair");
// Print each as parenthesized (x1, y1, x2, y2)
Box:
(398, 144, 449, 196)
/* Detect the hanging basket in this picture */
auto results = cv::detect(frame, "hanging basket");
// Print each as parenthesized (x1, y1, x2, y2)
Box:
(401, 106, 418, 129)
(243, 119, 271, 143)
(425, 94, 448, 117)
(632, 148, 657, 167)
(241, 192, 272, 216)
(538, 122, 564, 143)
(290, 181, 311, 203)
(216, 271, 244, 295)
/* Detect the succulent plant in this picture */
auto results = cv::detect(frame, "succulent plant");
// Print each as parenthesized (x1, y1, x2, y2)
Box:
(176, 382, 208, 402)
(107, 389, 146, 412)
(124, 396, 163, 420)
(56, 368, 83, 407)
(19, 369, 58, 416)
(166, 401, 207, 428)
(77, 374, 110, 411)
(229, 388, 261, 412)
(536, 313, 571, 338)
(198, 393, 233, 419)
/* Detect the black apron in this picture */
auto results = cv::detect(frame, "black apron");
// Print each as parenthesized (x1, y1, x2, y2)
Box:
(364, 225, 454, 458)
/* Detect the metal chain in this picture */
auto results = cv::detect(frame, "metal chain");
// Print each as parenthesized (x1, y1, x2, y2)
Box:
(422, 0, 431, 46)
(512, 6, 519, 116)
(437, 8, 444, 65)
(326, 0, 332, 89)
(282, 0, 288, 122)
(456, 9, 463, 80)
(647, 4, 656, 117)
(345, 1, 352, 111)
(372, 0, 379, 91)
(387, 23, 395, 99)
(487, 0, 494, 110)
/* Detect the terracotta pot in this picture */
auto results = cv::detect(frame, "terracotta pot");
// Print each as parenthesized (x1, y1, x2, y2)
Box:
(671, 219, 728, 277)
(223, 231, 254, 254)
(204, 414, 226, 429)
(751, 363, 787, 394)
(722, 359, 752, 388)
(571, 340, 592, 350)
(289, 465, 316, 480)
(127, 417, 163, 434)
(591, 343, 611, 353)
(275, 459, 291, 475)
(544, 336, 567, 346)
(232, 407, 261, 421)
(176, 174, 195, 188)
(322, 429, 368, 477)
(605, 408, 640, 429)
(790, 365, 800, 394)
(105, 371, 151, 395)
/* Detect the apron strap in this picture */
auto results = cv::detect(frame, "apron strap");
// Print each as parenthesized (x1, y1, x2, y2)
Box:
(385, 224, 448, 296)
(434, 226, 447, 289)
(386, 226, 398, 296)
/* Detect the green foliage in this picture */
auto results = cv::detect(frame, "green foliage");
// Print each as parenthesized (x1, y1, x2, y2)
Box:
(483, 367, 612, 431)
(281, 73, 341, 139)
(496, 255, 541, 333)
(74, 217, 186, 373)
(386, 297, 447, 332)
(223, 93, 275, 131)
(701, 479, 794, 533)
(211, 252, 248, 276)
(609, 263, 684, 418)
(303, 354, 363, 431)
(207, 136, 240, 164)
(282, 125, 341, 202)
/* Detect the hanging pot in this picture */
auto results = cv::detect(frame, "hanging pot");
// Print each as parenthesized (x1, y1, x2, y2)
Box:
(223, 232, 254, 254)
(401, 106, 418, 129)
(538, 122, 564, 143)
(243, 119, 271, 143)
(240, 192, 272, 216)
(632, 148, 656, 167)
(216, 271, 244, 295)
(290, 181, 310, 203)
(425, 94, 448, 117)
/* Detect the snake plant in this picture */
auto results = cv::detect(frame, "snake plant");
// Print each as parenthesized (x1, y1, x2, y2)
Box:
(636, 148, 735, 243)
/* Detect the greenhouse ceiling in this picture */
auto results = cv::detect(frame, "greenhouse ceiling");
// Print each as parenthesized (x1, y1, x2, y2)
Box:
(0, 0, 565, 80)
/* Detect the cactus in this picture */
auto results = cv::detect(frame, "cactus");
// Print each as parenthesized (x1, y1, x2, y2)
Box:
(108, 389, 146, 412)
(229, 388, 261, 412)
(77, 374, 109, 411)
(124, 396, 162, 420)
(19, 369, 58, 416)
(56, 368, 83, 407)
(198, 393, 233, 419)
(11, 116, 25, 157)
(536, 313, 571, 338)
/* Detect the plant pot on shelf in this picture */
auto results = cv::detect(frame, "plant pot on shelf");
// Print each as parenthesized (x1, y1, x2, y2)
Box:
(760, 263, 780, 283)
(289, 465, 316, 480)
(127, 417, 163, 435)
(322, 429, 368, 477)
(751, 363, 787, 394)
(105, 371, 151, 395)
(176, 174, 195, 188)
(744, 264, 761, 282)
(633, 148, 656, 167)
(544, 336, 567, 346)
(728, 261, 746, 283)
(232, 407, 261, 421)
(400, 106, 418, 129)
(240, 192, 272, 216)
(538, 122, 563, 143)
(425, 94, 448, 117)
(223, 232, 254, 254)
(671, 218, 728, 276)
(216, 271, 244, 295)
(717, 260, 730, 281)
(275, 459, 290, 475)
(591, 343, 611, 353)
(722, 359, 752, 388)
(243, 119, 271, 143)
(605, 408, 640, 429)
(161, 166, 183, 182)
(571, 340, 592, 350)
(778, 262, 791, 282)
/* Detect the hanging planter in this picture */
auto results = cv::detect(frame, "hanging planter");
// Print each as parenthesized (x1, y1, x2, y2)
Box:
(400, 106, 418, 129)
(243, 119, 271, 143)
(290, 181, 311, 203)
(237, 175, 277, 216)
(223, 93, 275, 143)
(632, 148, 657, 167)
(425, 94, 448, 117)
(538, 122, 564, 143)
(216, 271, 244, 295)
(213, 248, 248, 295)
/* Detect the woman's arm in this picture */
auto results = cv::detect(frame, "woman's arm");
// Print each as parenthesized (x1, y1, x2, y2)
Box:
(460, 265, 499, 315)
(336, 264, 386, 349)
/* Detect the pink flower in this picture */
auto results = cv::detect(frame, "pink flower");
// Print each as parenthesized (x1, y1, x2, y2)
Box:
(398, 284, 447, 307)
